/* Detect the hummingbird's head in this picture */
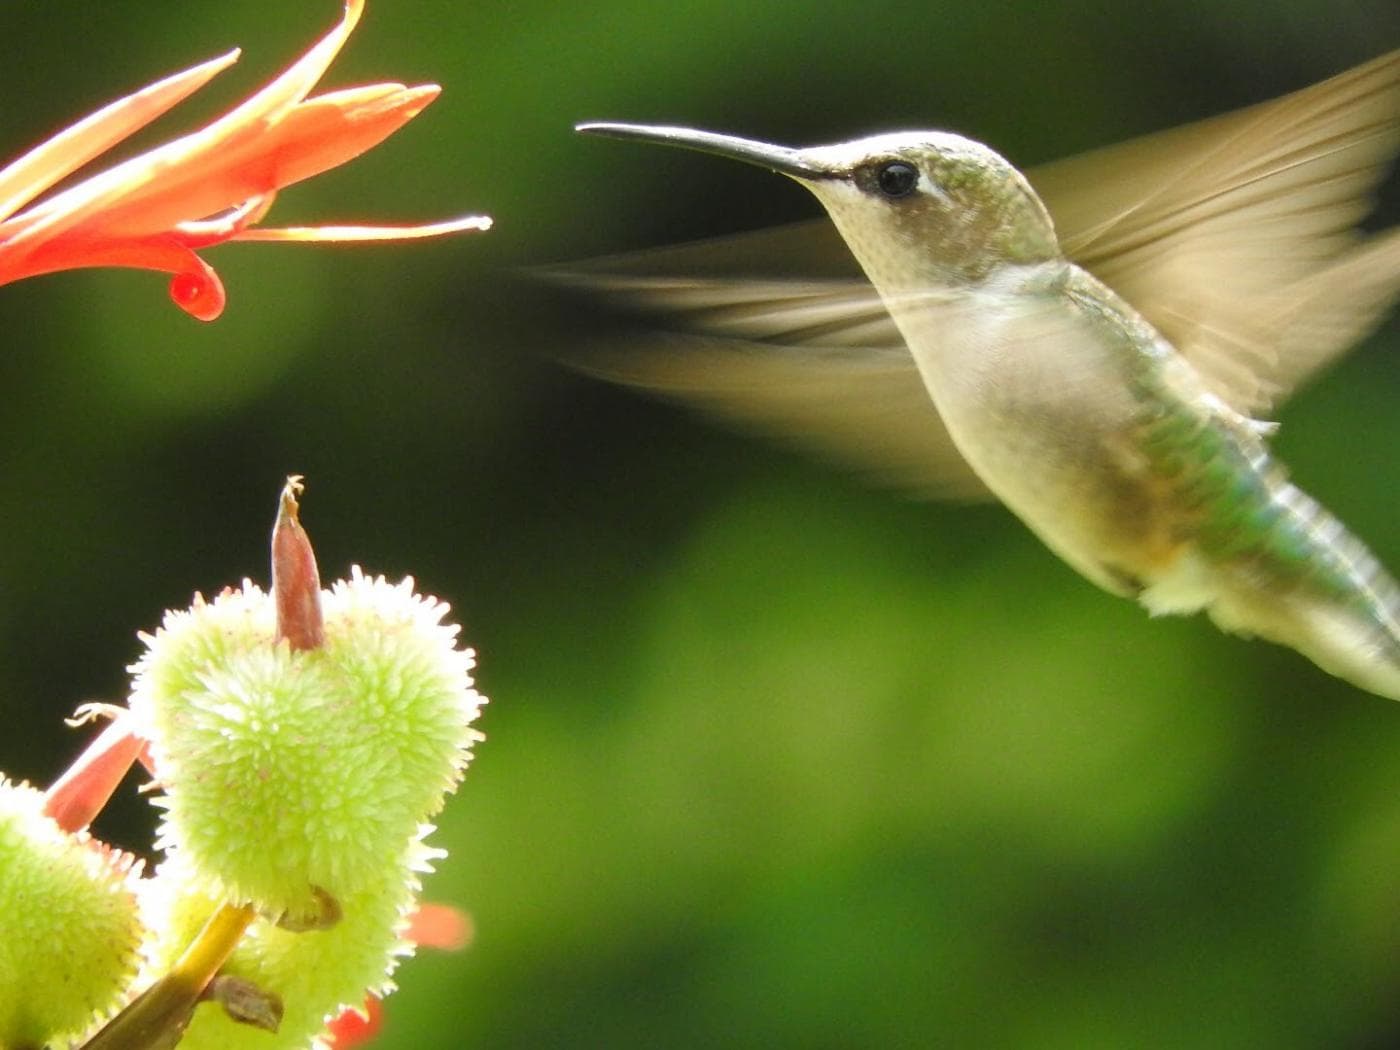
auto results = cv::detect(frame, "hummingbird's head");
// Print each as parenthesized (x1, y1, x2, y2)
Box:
(576, 123, 1062, 288)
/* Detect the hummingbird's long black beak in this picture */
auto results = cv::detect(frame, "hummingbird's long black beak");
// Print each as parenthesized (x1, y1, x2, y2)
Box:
(576, 122, 834, 180)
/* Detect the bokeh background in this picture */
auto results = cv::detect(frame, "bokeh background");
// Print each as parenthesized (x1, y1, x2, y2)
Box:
(4, 1, 1400, 1046)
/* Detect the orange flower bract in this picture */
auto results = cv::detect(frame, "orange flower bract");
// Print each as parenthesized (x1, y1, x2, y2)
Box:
(0, 0, 489, 320)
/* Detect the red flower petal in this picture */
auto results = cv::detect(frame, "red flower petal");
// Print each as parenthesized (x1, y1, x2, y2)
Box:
(406, 902, 474, 952)
(324, 996, 383, 1048)
(43, 713, 146, 833)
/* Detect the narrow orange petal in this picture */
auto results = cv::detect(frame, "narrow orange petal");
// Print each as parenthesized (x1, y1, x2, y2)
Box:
(92, 83, 439, 236)
(42, 715, 146, 833)
(234, 214, 493, 242)
(0, 49, 240, 224)
(264, 83, 441, 190)
(220, 0, 365, 130)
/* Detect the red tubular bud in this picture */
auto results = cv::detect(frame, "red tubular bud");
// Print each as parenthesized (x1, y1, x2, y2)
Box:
(272, 476, 324, 651)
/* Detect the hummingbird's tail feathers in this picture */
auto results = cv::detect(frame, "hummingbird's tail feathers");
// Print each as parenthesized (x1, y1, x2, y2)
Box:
(1031, 48, 1400, 417)
(1206, 482, 1400, 701)
(1219, 595, 1400, 702)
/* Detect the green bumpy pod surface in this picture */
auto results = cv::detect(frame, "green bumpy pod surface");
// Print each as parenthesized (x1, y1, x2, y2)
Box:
(129, 568, 484, 1047)
(0, 779, 142, 1049)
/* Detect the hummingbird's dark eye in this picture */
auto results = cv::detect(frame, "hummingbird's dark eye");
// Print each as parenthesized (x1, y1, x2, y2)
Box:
(875, 161, 919, 199)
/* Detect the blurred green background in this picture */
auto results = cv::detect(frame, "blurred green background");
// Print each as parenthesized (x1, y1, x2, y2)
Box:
(3, 1, 1400, 1046)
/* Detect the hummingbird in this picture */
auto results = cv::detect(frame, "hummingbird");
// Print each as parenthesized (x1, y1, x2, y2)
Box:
(567, 50, 1400, 701)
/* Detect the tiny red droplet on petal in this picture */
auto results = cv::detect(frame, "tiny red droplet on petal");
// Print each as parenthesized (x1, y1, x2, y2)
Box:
(167, 267, 225, 321)
(168, 270, 202, 304)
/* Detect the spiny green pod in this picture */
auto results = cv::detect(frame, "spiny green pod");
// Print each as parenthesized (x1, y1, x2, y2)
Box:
(139, 837, 440, 1050)
(0, 779, 142, 1049)
(102, 481, 487, 1047)
(128, 569, 484, 919)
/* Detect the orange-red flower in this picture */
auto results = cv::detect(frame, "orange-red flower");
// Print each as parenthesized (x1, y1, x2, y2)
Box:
(0, 0, 489, 321)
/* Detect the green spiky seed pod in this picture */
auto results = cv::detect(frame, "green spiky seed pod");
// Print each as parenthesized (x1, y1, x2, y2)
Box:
(139, 837, 440, 1050)
(128, 569, 484, 918)
(127, 564, 483, 1046)
(0, 779, 142, 1048)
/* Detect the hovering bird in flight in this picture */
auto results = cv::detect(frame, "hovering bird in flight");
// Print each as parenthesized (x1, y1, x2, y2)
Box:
(564, 51, 1400, 700)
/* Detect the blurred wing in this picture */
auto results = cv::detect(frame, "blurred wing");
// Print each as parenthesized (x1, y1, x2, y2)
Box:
(577, 334, 988, 499)
(551, 224, 992, 499)
(1030, 48, 1400, 412)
